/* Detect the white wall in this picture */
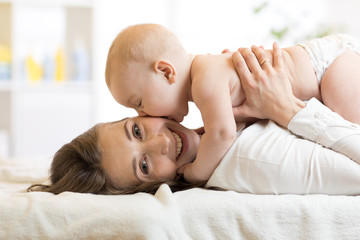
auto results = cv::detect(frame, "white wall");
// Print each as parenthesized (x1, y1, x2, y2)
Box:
(93, 0, 171, 124)
(326, 0, 360, 38)
(93, 0, 360, 129)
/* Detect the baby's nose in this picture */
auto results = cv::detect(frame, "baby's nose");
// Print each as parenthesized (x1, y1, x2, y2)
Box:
(137, 110, 147, 117)
(168, 115, 183, 123)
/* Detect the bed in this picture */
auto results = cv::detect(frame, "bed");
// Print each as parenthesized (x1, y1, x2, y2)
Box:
(1, 157, 360, 239)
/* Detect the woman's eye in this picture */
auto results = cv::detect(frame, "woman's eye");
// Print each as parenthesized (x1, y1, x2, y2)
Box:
(133, 123, 142, 139)
(140, 158, 149, 175)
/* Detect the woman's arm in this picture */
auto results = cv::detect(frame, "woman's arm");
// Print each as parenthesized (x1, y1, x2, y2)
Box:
(288, 98, 360, 163)
(232, 43, 360, 162)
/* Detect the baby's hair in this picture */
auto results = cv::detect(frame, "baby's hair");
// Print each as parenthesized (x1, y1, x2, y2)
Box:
(28, 120, 206, 195)
(105, 23, 186, 88)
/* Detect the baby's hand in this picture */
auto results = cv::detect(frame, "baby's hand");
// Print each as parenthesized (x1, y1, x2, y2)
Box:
(222, 48, 230, 54)
(192, 126, 205, 135)
(177, 163, 199, 183)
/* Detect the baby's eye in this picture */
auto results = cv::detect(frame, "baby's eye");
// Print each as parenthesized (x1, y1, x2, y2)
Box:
(133, 123, 142, 140)
(140, 157, 149, 175)
(137, 100, 143, 108)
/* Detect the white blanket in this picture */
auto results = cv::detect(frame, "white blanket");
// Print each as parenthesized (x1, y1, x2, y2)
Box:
(1, 158, 360, 239)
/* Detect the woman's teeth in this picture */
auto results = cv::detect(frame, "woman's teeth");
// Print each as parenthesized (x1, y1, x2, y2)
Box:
(172, 132, 183, 158)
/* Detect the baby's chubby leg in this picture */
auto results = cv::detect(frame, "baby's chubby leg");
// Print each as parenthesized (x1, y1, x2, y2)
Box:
(321, 50, 360, 124)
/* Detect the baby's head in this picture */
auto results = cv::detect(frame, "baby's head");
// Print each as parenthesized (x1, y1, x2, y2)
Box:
(105, 24, 191, 122)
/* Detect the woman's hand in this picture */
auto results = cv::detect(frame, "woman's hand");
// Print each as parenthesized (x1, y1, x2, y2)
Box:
(231, 42, 305, 127)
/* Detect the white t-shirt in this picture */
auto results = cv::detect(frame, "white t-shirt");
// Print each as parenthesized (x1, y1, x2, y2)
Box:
(206, 98, 360, 195)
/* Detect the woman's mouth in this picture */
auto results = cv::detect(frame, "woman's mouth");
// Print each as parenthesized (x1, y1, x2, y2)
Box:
(171, 131, 183, 159)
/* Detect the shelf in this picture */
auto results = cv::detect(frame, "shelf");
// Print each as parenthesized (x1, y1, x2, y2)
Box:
(0, 81, 11, 91)
(0, 80, 94, 91)
(0, 0, 95, 158)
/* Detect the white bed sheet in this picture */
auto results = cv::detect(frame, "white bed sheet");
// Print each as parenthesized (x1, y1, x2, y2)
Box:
(1, 158, 360, 239)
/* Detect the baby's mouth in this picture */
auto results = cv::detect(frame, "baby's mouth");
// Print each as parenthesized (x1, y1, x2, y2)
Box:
(171, 131, 183, 159)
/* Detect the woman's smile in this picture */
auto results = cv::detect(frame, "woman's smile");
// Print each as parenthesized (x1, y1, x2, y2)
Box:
(170, 131, 183, 159)
(169, 127, 192, 167)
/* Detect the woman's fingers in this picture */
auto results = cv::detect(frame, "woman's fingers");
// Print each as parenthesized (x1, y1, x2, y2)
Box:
(272, 41, 284, 70)
(238, 47, 263, 74)
(251, 45, 270, 70)
(232, 50, 252, 82)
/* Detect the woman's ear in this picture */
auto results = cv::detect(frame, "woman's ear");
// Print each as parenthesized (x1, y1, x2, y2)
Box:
(154, 60, 176, 84)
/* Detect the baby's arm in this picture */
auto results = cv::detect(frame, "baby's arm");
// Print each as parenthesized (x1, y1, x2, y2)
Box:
(182, 57, 237, 183)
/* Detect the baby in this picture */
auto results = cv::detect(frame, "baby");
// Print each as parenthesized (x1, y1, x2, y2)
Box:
(105, 23, 360, 183)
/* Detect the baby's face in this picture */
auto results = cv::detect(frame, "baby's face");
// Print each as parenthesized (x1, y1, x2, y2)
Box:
(99, 116, 200, 188)
(109, 59, 189, 122)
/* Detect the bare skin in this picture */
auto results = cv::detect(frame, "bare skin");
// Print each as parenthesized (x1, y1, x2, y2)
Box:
(321, 50, 360, 123)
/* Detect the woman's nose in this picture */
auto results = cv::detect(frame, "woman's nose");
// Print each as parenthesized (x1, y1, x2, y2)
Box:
(147, 134, 170, 155)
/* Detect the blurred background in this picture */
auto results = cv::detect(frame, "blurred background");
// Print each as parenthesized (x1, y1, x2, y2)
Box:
(0, 0, 359, 159)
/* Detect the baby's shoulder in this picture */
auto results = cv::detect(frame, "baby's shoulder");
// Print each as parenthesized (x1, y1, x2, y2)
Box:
(191, 54, 230, 81)
(192, 54, 219, 70)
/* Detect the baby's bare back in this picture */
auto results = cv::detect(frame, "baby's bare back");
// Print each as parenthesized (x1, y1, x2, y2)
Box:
(271, 46, 321, 101)
(191, 53, 246, 108)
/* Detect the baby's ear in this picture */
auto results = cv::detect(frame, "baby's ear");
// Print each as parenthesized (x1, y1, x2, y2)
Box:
(154, 60, 176, 84)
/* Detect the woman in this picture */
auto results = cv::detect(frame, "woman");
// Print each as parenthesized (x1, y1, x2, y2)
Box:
(28, 46, 360, 195)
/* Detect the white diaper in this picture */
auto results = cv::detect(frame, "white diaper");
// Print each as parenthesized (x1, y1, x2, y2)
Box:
(298, 34, 360, 83)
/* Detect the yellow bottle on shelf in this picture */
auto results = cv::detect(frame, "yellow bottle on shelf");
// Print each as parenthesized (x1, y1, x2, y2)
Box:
(0, 45, 11, 80)
(55, 47, 65, 82)
(26, 54, 43, 83)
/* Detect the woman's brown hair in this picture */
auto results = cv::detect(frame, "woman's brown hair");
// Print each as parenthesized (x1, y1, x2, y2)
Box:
(28, 123, 206, 195)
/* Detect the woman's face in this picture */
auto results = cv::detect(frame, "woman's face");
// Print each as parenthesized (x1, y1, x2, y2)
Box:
(99, 116, 200, 188)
